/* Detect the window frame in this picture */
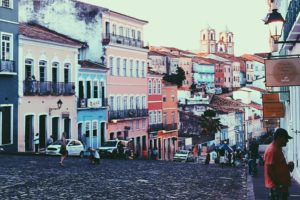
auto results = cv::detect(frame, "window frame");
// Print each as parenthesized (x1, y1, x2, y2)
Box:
(1, 32, 13, 61)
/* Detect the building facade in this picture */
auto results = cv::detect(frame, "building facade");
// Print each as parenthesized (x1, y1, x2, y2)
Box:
(102, 10, 149, 158)
(0, 0, 19, 152)
(18, 23, 82, 152)
(77, 60, 107, 149)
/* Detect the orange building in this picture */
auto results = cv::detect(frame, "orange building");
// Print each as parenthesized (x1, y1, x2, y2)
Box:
(158, 81, 179, 160)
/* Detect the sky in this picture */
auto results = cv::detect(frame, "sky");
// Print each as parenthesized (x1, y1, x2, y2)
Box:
(80, 0, 271, 56)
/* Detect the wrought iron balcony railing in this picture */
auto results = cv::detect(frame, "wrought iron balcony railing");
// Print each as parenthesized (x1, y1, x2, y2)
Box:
(109, 109, 148, 120)
(162, 123, 178, 131)
(0, 60, 16, 73)
(284, 0, 300, 41)
(148, 123, 163, 133)
(23, 81, 75, 96)
(102, 33, 144, 48)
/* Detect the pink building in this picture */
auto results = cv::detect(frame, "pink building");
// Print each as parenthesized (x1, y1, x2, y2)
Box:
(18, 23, 83, 152)
(102, 10, 149, 158)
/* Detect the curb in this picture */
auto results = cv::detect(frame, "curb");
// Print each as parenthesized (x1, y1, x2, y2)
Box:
(247, 174, 255, 200)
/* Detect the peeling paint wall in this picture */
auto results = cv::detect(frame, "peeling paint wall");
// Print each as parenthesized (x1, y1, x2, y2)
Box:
(19, 0, 104, 62)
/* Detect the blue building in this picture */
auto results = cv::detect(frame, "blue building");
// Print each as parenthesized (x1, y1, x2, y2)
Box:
(77, 60, 108, 149)
(192, 59, 215, 92)
(0, 0, 18, 152)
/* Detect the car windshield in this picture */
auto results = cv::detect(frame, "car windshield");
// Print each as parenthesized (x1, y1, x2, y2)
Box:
(102, 141, 117, 147)
(176, 150, 189, 154)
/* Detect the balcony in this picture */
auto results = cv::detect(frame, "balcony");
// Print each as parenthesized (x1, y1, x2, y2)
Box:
(23, 81, 75, 96)
(109, 109, 148, 120)
(148, 123, 163, 133)
(77, 97, 108, 108)
(284, 0, 300, 41)
(162, 123, 178, 131)
(0, 60, 16, 75)
(102, 33, 144, 48)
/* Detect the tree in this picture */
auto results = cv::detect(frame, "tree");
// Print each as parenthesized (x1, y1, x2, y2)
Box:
(163, 66, 186, 87)
(200, 110, 223, 136)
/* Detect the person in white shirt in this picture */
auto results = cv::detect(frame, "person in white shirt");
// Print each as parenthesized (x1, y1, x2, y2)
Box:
(34, 133, 39, 153)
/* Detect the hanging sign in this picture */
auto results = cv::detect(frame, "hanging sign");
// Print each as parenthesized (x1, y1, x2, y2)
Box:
(265, 58, 300, 86)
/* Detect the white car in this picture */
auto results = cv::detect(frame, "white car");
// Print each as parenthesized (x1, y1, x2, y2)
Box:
(173, 150, 195, 162)
(46, 139, 84, 157)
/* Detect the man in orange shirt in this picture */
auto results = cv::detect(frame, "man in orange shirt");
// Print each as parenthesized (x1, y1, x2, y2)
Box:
(264, 128, 294, 200)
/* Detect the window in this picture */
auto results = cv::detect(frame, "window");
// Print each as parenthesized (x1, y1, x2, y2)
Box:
(123, 59, 127, 76)
(142, 96, 146, 109)
(171, 112, 175, 126)
(130, 96, 134, 109)
(109, 57, 114, 75)
(64, 63, 70, 83)
(141, 61, 145, 77)
(142, 119, 146, 129)
(148, 80, 152, 94)
(131, 30, 135, 39)
(25, 59, 33, 79)
(0, 106, 12, 145)
(157, 111, 162, 123)
(153, 111, 157, 124)
(153, 80, 157, 94)
(116, 58, 120, 76)
(109, 96, 114, 110)
(1, 33, 12, 60)
(136, 96, 140, 109)
(163, 96, 166, 102)
(93, 81, 98, 98)
(157, 81, 161, 94)
(137, 31, 141, 41)
(171, 95, 175, 102)
(130, 60, 133, 77)
(1, 0, 11, 8)
(112, 24, 116, 35)
(93, 121, 97, 137)
(119, 26, 123, 36)
(136, 119, 140, 129)
(85, 122, 90, 137)
(130, 120, 134, 130)
(86, 81, 91, 98)
(123, 96, 127, 110)
(136, 60, 139, 77)
(39, 61, 47, 82)
(116, 96, 121, 110)
(163, 113, 167, 125)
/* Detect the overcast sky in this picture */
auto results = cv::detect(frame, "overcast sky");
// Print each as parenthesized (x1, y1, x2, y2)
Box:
(80, 0, 271, 56)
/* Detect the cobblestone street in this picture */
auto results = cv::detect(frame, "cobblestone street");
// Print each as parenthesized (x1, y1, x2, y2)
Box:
(0, 155, 247, 199)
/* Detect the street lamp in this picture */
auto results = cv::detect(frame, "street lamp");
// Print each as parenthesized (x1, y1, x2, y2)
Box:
(49, 99, 63, 116)
(264, 8, 300, 44)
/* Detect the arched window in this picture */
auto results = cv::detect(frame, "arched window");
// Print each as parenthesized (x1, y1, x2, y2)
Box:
(25, 59, 33, 79)
(109, 57, 114, 75)
(203, 34, 205, 40)
(52, 62, 59, 83)
(153, 80, 157, 94)
(148, 80, 152, 94)
(210, 33, 213, 40)
(39, 61, 47, 82)
(123, 59, 127, 76)
(157, 80, 161, 94)
(116, 58, 120, 76)
(64, 63, 70, 83)
(229, 36, 232, 43)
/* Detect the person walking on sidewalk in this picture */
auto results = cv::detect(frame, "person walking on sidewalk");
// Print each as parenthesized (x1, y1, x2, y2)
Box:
(59, 132, 68, 167)
(264, 128, 294, 200)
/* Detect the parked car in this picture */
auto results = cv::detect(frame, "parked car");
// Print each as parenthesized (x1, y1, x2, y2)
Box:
(97, 139, 132, 159)
(173, 150, 194, 162)
(46, 139, 84, 157)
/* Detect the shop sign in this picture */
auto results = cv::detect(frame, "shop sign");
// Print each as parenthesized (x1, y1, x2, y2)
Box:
(263, 102, 285, 118)
(87, 98, 101, 108)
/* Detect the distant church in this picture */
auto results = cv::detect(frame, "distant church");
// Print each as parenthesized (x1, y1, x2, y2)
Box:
(199, 26, 234, 55)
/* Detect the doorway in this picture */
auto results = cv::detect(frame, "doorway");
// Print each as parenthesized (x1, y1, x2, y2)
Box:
(25, 115, 34, 151)
(52, 117, 59, 141)
(39, 115, 47, 149)
(64, 118, 70, 139)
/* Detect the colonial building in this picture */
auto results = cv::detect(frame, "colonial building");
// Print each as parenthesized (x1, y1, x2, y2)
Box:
(0, 0, 19, 152)
(102, 10, 149, 158)
(18, 23, 83, 152)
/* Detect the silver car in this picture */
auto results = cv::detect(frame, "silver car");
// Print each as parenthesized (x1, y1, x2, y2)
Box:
(173, 150, 194, 162)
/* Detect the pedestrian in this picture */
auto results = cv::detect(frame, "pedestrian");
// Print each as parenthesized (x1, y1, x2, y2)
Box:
(228, 152, 232, 166)
(219, 148, 225, 168)
(34, 133, 39, 154)
(59, 132, 68, 167)
(46, 135, 53, 146)
(152, 147, 158, 160)
(264, 128, 294, 200)
(205, 153, 210, 164)
(80, 133, 87, 150)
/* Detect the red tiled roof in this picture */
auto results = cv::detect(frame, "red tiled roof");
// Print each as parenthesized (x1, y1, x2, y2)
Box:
(210, 95, 246, 113)
(19, 23, 86, 47)
(244, 86, 266, 93)
(248, 102, 263, 110)
(79, 60, 108, 70)
(240, 54, 264, 63)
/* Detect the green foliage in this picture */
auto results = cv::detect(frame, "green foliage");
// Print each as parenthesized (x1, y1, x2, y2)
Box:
(163, 67, 186, 87)
(200, 110, 223, 135)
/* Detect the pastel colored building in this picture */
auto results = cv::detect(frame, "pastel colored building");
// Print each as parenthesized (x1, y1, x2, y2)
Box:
(192, 57, 215, 92)
(147, 71, 163, 153)
(77, 60, 108, 149)
(102, 10, 149, 158)
(18, 23, 83, 152)
(160, 82, 179, 160)
(0, 0, 19, 152)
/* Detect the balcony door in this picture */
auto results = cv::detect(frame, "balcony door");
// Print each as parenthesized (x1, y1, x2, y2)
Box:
(52, 62, 59, 94)
(52, 117, 59, 142)
(25, 115, 34, 151)
(39, 115, 47, 149)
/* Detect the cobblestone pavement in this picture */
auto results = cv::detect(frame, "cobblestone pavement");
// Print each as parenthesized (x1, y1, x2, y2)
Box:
(0, 155, 247, 200)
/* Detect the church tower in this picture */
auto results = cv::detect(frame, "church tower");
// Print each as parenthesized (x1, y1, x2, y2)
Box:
(217, 26, 234, 55)
(200, 26, 216, 54)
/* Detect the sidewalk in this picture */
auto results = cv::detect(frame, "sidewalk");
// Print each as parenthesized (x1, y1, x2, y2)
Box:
(248, 165, 300, 200)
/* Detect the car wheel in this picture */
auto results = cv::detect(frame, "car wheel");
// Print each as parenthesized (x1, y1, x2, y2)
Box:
(79, 151, 84, 158)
